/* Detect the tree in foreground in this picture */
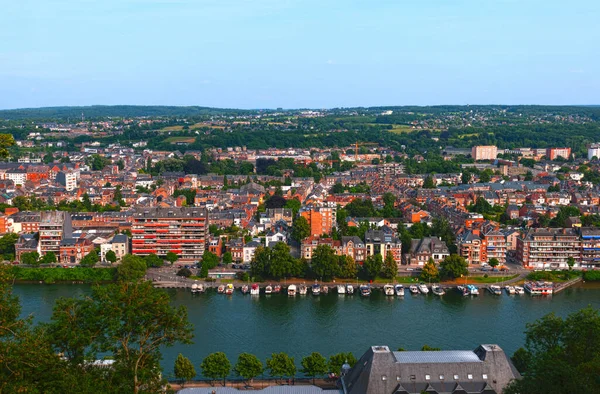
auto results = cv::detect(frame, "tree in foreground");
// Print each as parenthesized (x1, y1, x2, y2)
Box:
(328, 352, 357, 376)
(362, 254, 383, 280)
(301, 352, 328, 384)
(505, 307, 600, 394)
(420, 258, 439, 282)
(234, 352, 263, 385)
(174, 353, 196, 387)
(46, 279, 194, 393)
(117, 254, 147, 281)
(381, 252, 398, 279)
(200, 352, 231, 386)
(439, 254, 468, 279)
(266, 352, 296, 384)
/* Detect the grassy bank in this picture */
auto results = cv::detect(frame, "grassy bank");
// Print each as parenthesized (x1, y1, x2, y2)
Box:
(526, 270, 581, 283)
(583, 271, 600, 281)
(10, 266, 117, 284)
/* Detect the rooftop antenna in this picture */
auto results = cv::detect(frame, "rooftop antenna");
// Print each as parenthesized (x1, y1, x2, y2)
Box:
(81, 112, 85, 122)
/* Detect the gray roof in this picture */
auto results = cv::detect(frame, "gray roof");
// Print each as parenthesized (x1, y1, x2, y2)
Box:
(393, 351, 482, 364)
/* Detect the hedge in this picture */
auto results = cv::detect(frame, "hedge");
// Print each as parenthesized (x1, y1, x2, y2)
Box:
(11, 267, 117, 283)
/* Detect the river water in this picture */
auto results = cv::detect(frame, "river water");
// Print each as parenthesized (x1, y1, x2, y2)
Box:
(14, 283, 600, 379)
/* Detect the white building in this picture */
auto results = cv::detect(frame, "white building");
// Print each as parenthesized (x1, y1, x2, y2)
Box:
(588, 144, 600, 160)
(57, 170, 78, 191)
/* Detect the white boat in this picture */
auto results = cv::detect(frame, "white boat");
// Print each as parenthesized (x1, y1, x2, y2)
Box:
(383, 284, 395, 296)
(225, 283, 234, 295)
(241, 284, 249, 294)
(418, 283, 429, 294)
(287, 284, 297, 296)
(346, 284, 355, 295)
(504, 285, 516, 295)
(514, 286, 525, 295)
(467, 285, 479, 295)
(250, 283, 260, 295)
(197, 283, 205, 293)
(312, 283, 321, 295)
(360, 285, 371, 297)
(299, 284, 308, 295)
(409, 285, 419, 294)
(394, 284, 405, 296)
(265, 284, 273, 294)
(432, 284, 445, 296)
(191, 282, 200, 294)
(524, 281, 553, 296)
(337, 285, 346, 294)
(488, 285, 502, 295)
(457, 285, 470, 296)
(217, 284, 225, 294)
(273, 285, 282, 294)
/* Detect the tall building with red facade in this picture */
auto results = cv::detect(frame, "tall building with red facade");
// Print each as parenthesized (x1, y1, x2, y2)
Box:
(546, 147, 571, 160)
(131, 207, 208, 262)
(300, 206, 335, 236)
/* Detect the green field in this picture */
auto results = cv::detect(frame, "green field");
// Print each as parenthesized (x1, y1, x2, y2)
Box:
(387, 124, 417, 134)
(164, 136, 196, 144)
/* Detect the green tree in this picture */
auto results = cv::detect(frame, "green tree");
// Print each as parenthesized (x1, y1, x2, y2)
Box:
(488, 257, 500, 268)
(117, 254, 147, 281)
(362, 254, 383, 280)
(268, 242, 295, 279)
(421, 345, 441, 351)
(337, 255, 358, 279)
(174, 353, 196, 387)
(301, 352, 328, 384)
(40, 251, 57, 266)
(105, 250, 117, 264)
(439, 254, 468, 279)
(234, 353, 263, 384)
(200, 352, 231, 387)
(21, 251, 40, 266)
(176, 268, 192, 277)
(479, 169, 493, 182)
(201, 250, 219, 269)
(166, 251, 179, 265)
(0, 134, 15, 160)
(79, 251, 99, 267)
(291, 216, 310, 242)
(420, 258, 440, 282)
(423, 176, 436, 189)
(566, 257, 575, 270)
(82, 193, 92, 211)
(46, 280, 194, 394)
(311, 245, 338, 281)
(144, 253, 163, 268)
(0, 233, 19, 261)
(266, 352, 296, 384)
(328, 352, 357, 375)
(381, 252, 397, 279)
(284, 198, 301, 216)
(222, 251, 232, 265)
(505, 307, 600, 394)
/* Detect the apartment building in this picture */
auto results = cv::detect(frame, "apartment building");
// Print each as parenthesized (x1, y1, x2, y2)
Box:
(471, 145, 498, 161)
(56, 170, 78, 191)
(100, 234, 130, 263)
(546, 147, 571, 161)
(131, 207, 208, 262)
(38, 211, 73, 256)
(364, 229, 402, 264)
(580, 227, 600, 268)
(516, 227, 581, 269)
(300, 206, 335, 236)
(59, 238, 94, 264)
(456, 230, 487, 265)
(405, 237, 450, 266)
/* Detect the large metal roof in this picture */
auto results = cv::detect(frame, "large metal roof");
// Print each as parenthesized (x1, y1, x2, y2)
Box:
(393, 350, 482, 364)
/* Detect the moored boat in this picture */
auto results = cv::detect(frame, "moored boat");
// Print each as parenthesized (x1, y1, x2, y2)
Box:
(250, 283, 260, 295)
(457, 285, 470, 296)
(504, 285, 516, 295)
(432, 284, 445, 296)
(225, 283, 234, 295)
(299, 283, 308, 295)
(241, 284, 249, 294)
(418, 283, 429, 294)
(524, 281, 553, 296)
(346, 284, 354, 295)
(394, 284, 405, 296)
(360, 284, 371, 297)
(217, 284, 225, 294)
(488, 285, 502, 295)
(265, 284, 273, 294)
(273, 285, 282, 294)
(514, 286, 525, 295)
(409, 285, 419, 294)
(383, 284, 395, 296)
(197, 283, 205, 293)
(322, 285, 329, 294)
(191, 282, 199, 294)
(287, 284, 297, 296)
(312, 283, 321, 295)
(337, 284, 346, 294)
(467, 284, 479, 295)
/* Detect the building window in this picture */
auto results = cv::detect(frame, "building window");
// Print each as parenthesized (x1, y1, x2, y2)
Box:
(454, 375, 459, 380)
(468, 374, 473, 380)
(483, 374, 488, 379)
(425, 374, 430, 380)
(439, 375, 444, 380)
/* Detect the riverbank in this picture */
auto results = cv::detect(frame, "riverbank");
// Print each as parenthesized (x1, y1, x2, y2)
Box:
(9, 266, 116, 283)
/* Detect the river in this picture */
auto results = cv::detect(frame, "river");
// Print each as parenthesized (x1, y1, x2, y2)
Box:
(14, 283, 600, 379)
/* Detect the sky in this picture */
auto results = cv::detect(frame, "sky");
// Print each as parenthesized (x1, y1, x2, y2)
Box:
(1, 0, 599, 109)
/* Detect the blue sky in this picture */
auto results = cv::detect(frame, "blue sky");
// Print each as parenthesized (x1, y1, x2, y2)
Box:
(1, 0, 598, 109)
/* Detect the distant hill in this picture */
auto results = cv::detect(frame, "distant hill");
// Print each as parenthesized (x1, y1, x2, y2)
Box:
(0, 105, 250, 121)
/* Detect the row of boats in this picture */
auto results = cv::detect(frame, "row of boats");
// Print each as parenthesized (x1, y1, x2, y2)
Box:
(190, 281, 553, 296)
